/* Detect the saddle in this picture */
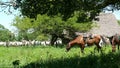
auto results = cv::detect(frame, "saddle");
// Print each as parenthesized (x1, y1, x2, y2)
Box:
(83, 37, 88, 42)
(89, 35, 93, 39)
(83, 34, 94, 42)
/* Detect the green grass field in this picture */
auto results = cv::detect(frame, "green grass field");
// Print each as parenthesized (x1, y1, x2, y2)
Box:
(0, 45, 120, 68)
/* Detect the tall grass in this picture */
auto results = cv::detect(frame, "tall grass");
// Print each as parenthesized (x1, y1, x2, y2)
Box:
(0, 45, 120, 68)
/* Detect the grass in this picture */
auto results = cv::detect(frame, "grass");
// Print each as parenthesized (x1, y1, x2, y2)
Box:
(0, 45, 120, 68)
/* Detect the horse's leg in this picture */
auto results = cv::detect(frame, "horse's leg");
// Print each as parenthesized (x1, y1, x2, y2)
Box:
(94, 46, 97, 53)
(96, 43, 102, 53)
(96, 47, 100, 53)
(118, 44, 120, 50)
(66, 43, 71, 52)
(111, 38, 117, 52)
(95, 47, 103, 54)
(112, 45, 116, 52)
(97, 47, 99, 53)
(99, 47, 103, 54)
(112, 42, 116, 52)
(81, 46, 85, 54)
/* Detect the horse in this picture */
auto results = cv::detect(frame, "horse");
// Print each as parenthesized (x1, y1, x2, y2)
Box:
(66, 35, 85, 53)
(66, 34, 105, 53)
(108, 34, 120, 52)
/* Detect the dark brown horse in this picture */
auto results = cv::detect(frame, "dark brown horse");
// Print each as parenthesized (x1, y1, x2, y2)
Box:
(66, 34, 104, 53)
(108, 34, 120, 52)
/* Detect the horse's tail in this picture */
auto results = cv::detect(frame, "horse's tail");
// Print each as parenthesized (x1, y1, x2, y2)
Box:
(107, 36, 113, 45)
(100, 35, 106, 45)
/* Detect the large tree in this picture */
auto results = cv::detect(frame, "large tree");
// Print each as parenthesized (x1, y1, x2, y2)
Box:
(12, 14, 93, 44)
(1, 0, 120, 44)
(12, 0, 120, 45)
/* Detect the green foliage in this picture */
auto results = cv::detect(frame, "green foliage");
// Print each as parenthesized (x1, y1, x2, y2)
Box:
(36, 34, 49, 41)
(32, 13, 94, 36)
(0, 24, 15, 41)
(20, 0, 120, 20)
(12, 16, 35, 40)
(66, 13, 93, 32)
(13, 16, 33, 31)
(118, 20, 120, 25)
(12, 14, 94, 40)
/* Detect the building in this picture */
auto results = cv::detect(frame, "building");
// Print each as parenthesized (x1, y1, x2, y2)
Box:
(89, 13, 120, 37)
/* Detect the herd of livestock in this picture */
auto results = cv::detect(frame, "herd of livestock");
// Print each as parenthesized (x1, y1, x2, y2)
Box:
(0, 33, 112, 48)
(0, 40, 62, 47)
(0, 33, 120, 53)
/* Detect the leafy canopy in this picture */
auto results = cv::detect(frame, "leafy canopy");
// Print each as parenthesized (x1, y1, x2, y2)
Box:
(12, 13, 93, 40)
(20, 0, 120, 20)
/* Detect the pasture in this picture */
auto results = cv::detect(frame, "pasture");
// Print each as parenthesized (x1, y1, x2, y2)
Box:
(0, 45, 120, 68)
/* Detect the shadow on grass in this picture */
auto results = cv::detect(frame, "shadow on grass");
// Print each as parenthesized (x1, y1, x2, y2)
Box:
(21, 52, 120, 68)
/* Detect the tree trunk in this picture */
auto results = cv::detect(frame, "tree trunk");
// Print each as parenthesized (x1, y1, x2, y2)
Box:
(50, 34, 58, 45)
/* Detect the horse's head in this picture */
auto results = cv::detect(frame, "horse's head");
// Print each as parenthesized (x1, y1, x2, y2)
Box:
(107, 35, 117, 52)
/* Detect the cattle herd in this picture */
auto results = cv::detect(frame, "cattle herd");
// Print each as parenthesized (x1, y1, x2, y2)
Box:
(0, 39, 62, 47)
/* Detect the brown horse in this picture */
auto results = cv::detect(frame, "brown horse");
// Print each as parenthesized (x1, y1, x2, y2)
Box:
(108, 34, 120, 52)
(66, 34, 104, 53)
(66, 35, 85, 53)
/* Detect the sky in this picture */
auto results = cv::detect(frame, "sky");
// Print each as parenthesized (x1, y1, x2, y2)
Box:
(113, 10, 120, 20)
(0, 10, 120, 33)
(0, 11, 17, 33)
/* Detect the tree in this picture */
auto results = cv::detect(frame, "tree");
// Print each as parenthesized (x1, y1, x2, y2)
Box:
(12, 13, 93, 44)
(12, 16, 35, 41)
(2, 0, 120, 44)
(19, 0, 120, 20)
(0, 24, 15, 41)
(16, 0, 120, 44)
(118, 20, 120, 25)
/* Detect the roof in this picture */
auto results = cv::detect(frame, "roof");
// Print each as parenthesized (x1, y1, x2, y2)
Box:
(88, 13, 120, 37)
